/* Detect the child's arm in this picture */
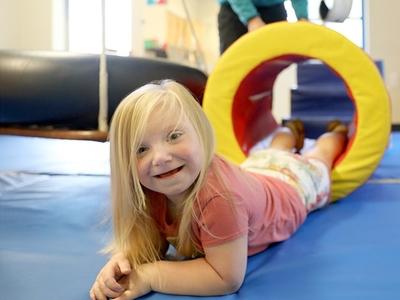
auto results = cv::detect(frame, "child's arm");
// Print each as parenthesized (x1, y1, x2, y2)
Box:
(115, 235, 248, 299)
(90, 239, 169, 300)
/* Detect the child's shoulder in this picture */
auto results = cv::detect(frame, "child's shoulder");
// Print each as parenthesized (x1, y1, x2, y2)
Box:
(205, 154, 254, 192)
(212, 154, 238, 170)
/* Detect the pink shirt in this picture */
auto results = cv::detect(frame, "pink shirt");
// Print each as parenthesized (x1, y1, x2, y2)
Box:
(150, 155, 307, 256)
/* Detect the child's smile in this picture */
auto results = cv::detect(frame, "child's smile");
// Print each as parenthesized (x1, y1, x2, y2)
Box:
(155, 165, 184, 178)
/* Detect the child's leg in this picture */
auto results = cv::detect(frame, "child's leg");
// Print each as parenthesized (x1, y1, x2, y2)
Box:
(269, 127, 296, 151)
(303, 123, 348, 170)
(269, 120, 304, 152)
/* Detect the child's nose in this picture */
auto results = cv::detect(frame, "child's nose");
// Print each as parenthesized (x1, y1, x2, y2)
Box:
(152, 145, 172, 166)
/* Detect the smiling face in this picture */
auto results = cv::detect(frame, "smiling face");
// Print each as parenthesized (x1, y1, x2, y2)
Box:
(135, 107, 203, 204)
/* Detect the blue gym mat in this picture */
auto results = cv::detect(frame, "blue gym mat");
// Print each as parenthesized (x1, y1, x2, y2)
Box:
(1, 133, 399, 300)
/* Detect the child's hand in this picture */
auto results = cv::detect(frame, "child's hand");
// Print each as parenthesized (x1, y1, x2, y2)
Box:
(111, 264, 153, 300)
(89, 253, 132, 300)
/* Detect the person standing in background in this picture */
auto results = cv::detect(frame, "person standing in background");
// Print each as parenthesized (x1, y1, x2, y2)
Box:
(218, 0, 308, 53)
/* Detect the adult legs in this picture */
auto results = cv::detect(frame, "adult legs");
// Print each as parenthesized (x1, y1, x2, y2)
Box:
(218, 4, 248, 54)
(217, 3, 287, 54)
(258, 3, 287, 23)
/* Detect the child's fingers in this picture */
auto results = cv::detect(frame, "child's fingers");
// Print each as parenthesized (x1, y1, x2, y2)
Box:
(90, 283, 108, 300)
(89, 289, 96, 300)
(111, 289, 137, 300)
(104, 276, 125, 293)
(117, 258, 132, 275)
(101, 262, 125, 283)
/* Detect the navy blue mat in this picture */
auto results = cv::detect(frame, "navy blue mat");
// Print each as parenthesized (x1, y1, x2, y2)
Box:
(1, 133, 399, 300)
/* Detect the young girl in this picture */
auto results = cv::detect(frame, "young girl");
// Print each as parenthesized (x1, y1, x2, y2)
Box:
(89, 80, 347, 300)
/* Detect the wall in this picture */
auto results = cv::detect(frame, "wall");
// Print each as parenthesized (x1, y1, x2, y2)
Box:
(0, 1, 15, 47)
(0, 0, 53, 50)
(131, 0, 219, 73)
(365, 0, 400, 123)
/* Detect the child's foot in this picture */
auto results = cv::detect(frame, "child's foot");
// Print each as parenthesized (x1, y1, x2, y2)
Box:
(326, 120, 348, 135)
(284, 119, 305, 153)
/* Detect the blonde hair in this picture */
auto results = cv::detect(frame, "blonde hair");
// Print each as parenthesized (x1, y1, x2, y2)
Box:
(107, 80, 216, 267)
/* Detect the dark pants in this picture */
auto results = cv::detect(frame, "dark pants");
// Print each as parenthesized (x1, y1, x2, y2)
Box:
(218, 2, 287, 54)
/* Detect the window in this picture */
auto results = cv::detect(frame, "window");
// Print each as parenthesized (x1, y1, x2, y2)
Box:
(285, 0, 364, 48)
(67, 0, 131, 55)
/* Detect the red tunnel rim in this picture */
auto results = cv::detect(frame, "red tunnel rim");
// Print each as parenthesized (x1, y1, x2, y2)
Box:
(231, 54, 356, 166)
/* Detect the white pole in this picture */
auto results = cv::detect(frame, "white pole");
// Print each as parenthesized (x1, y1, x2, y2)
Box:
(98, 0, 109, 131)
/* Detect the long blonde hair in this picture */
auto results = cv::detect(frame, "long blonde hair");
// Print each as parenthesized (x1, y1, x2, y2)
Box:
(107, 80, 215, 267)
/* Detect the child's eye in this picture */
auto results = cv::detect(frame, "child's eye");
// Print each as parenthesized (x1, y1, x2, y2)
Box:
(137, 146, 148, 155)
(168, 131, 183, 141)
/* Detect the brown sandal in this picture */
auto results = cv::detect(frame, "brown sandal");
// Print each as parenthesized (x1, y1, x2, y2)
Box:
(284, 119, 305, 153)
(326, 120, 348, 135)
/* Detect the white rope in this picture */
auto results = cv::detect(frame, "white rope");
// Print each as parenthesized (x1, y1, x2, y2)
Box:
(98, 0, 109, 132)
(320, 0, 353, 23)
(181, 0, 208, 73)
(368, 178, 400, 184)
